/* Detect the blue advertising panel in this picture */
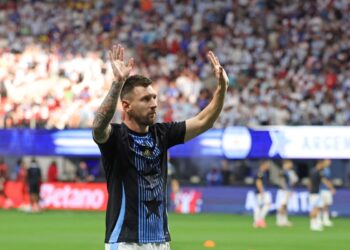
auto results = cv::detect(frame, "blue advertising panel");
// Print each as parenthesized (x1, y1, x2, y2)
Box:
(0, 129, 96, 156)
(172, 187, 350, 217)
(1, 126, 350, 159)
(171, 126, 350, 159)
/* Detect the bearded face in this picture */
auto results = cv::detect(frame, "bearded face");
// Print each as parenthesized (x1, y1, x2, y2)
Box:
(123, 85, 158, 126)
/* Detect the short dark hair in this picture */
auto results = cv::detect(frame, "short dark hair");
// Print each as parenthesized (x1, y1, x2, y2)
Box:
(120, 75, 152, 100)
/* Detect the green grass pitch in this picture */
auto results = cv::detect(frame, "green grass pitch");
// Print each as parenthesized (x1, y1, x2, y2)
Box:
(0, 210, 349, 250)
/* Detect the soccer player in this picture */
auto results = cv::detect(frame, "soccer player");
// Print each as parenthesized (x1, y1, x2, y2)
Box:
(27, 158, 42, 212)
(309, 159, 336, 231)
(319, 160, 335, 227)
(253, 160, 270, 228)
(92, 44, 228, 250)
(276, 160, 298, 227)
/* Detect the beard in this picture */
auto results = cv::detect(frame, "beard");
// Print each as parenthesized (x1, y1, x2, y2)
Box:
(129, 110, 156, 126)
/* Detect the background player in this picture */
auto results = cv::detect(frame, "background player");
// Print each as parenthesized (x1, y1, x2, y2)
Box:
(319, 160, 335, 227)
(309, 159, 336, 231)
(253, 160, 270, 228)
(276, 160, 298, 227)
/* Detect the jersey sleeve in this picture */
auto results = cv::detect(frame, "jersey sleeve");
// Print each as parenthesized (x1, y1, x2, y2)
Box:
(156, 121, 186, 148)
(93, 124, 119, 165)
(158, 121, 186, 148)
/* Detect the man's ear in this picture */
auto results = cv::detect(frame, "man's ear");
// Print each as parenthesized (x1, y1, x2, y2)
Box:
(121, 99, 130, 112)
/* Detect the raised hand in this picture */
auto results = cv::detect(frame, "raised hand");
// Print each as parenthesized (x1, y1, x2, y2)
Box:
(207, 51, 229, 89)
(109, 44, 134, 82)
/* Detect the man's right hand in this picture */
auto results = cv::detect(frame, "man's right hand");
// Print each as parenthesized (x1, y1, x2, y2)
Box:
(92, 44, 133, 143)
(109, 44, 134, 82)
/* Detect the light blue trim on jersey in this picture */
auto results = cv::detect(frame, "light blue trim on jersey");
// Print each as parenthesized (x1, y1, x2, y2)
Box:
(109, 184, 125, 244)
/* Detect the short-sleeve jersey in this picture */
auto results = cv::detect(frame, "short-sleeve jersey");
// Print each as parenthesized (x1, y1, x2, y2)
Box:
(95, 122, 186, 244)
(27, 165, 41, 185)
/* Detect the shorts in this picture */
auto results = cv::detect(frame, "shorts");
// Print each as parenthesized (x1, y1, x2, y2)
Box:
(256, 193, 272, 207)
(320, 190, 333, 206)
(105, 242, 170, 250)
(277, 190, 292, 207)
(309, 194, 322, 210)
(29, 183, 40, 194)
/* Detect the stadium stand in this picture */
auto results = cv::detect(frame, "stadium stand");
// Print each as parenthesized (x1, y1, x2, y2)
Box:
(0, 0, 349, 129)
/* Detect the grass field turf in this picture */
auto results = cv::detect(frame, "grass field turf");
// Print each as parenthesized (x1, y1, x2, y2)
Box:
(0, 210, 349, 250)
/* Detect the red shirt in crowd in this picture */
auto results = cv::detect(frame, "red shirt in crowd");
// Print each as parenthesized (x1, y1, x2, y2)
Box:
(47, 162, 58, 182)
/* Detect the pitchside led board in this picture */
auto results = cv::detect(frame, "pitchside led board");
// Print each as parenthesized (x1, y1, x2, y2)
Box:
(3, 182, 350, 216)
(0, 126, 349, 159)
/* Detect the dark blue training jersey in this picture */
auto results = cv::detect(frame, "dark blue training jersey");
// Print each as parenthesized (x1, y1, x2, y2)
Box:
(255, 170, 268, 194)
(94, 122, 186, 244)
(310, 168, 324, 194)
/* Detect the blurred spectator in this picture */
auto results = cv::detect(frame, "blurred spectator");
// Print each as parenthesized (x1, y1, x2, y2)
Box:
(15, 158, 27, 182)
(15, 158, 28, 199)
(220, 159, 232, 186)
(232, 160, 251, 184)
(0, 156, 13, 208)
(206, 167, 222, 186)
(75, 160, 94, 182)
(0, 157, 8, 178)
(27, 158, 42, 212)
(47, 160, 58, 182)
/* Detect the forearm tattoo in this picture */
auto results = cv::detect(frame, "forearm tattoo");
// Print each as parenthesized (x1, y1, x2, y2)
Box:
(92, 81, 123, 139)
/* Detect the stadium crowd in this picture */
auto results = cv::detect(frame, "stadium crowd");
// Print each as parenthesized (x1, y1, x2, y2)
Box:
(0, 0, 350, 129)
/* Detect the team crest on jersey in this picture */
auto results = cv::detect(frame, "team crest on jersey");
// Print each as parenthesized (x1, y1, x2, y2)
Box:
(143, 148, 152, 157)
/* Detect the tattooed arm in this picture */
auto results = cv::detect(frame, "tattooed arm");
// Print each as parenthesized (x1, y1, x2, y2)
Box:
(92, 81, 123, 143)
(92, 44, 134, 143)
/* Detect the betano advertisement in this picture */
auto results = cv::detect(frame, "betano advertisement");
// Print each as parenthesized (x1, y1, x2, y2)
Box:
(1, 182, 108, 211)
(1, 182, 350, 216)
(1, 126, 350, 158)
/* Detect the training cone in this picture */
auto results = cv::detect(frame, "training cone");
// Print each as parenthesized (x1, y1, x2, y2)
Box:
(203, 240, 216, 248)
